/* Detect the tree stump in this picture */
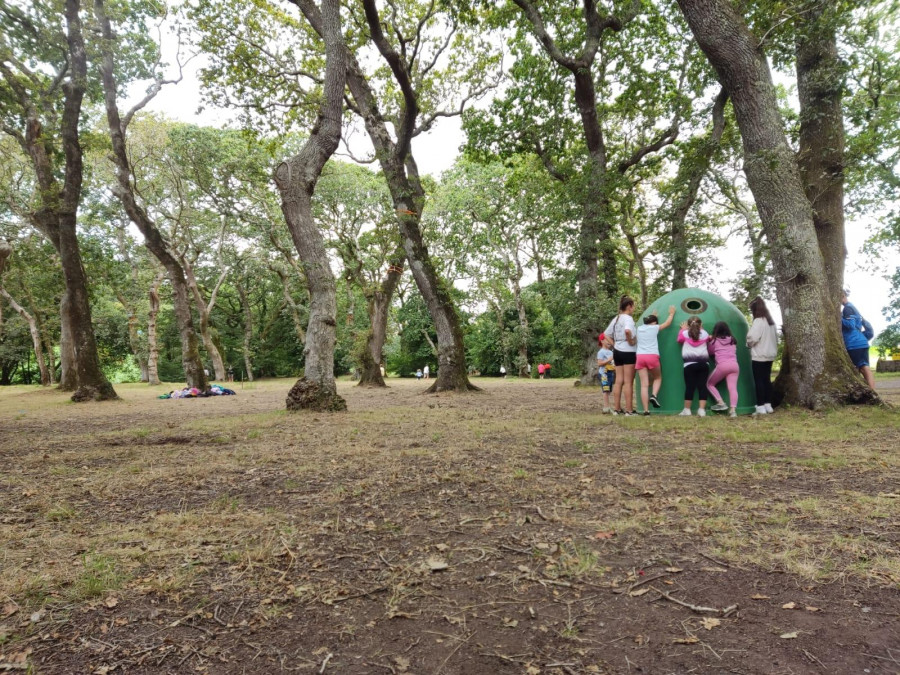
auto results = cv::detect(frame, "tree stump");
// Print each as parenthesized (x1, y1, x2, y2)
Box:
(286, 378, 347, 412)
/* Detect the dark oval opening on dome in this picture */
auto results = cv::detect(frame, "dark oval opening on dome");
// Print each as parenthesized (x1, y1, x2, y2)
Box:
(681, 298, 707, 314)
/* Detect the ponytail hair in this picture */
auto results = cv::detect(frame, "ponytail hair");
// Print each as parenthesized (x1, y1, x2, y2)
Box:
(749, 296, 774, 325)
(687, 316, 702, 341)
(619, 295, 635, 312)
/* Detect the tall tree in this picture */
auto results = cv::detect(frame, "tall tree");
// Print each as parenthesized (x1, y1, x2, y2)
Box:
(675, 0, 875, 406)
(0, 0, 117, 400)
(275, 0, 347, 412)
(93, 0, 208, 390)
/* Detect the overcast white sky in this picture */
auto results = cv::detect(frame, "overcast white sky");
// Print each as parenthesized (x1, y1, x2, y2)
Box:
(133, 53, 893, 336)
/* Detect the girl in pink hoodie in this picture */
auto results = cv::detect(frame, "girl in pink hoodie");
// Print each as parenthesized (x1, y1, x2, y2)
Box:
(707, 321, 740, 417)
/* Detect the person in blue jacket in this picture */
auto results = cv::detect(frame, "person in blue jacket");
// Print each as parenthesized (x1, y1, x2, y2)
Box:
(841, 290, 876, 389)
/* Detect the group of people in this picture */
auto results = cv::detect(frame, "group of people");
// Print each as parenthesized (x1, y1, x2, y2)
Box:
(415, 364, 431, 380)
(597, 295, 778, 417)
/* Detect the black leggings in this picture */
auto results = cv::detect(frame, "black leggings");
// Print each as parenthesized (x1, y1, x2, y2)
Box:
(752, 360, 774, 406)
(683, 362, 709, 401)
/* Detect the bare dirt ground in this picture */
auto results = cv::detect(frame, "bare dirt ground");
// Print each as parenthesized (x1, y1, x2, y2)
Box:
(1, 376, 899, 674)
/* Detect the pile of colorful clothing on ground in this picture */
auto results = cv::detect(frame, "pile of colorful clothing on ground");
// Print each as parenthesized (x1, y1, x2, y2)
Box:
(158, 384, 237, 399)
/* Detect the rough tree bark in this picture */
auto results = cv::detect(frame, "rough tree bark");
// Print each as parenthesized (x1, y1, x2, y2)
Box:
(146, 271, 164, 385)
(357, 255, 403, 387)
(276, 0, 347, 412)
(236, 279, 254, 383)
(675, 0, 875, 407)
(0, 241, 51, 385)
(94, 0, 208, 391)
(796, 4, 846, 304)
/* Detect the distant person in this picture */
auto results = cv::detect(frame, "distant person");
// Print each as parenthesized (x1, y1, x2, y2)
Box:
(707, 321, 740, 417)
(415, 368, 423, 381)
(596, 334, 615, 413)
(635, 305, 676, 415)
(746, 296, 778, 415)
(227, 366, 234, 382)
(500, 364, 507, 378)
(840, 290, 877, 389)
(380, 364, 386, 378)
(603, 295, 637, 415)
(423, 364, 430, 380)
(537, 363, 545, 380)
(677, 316, 710, 417)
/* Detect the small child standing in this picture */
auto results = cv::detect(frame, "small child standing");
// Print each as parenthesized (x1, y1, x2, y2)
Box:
(596, 334, 616, 413)
(635, 305, 676, 415)
(677, 316, 710, 416)
(707, 321, 740, 417)
(415, 368, 423, 380)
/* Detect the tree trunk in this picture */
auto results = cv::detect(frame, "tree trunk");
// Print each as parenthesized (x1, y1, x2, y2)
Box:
(183, 256, 228, 380)
(277, 0, 347, 412)
(796, 5, 846, 304)
(118, 294, 148, 381)
(357, 259, 403, 387)
(236, 280, 254, 382)
(58, 301, 77, 390)
(675, 0, 875, 407)
(0, 289, 50, 386)
(94, 0, 207, 391)
(11, 0, 117, 400)
(147, 271, 163, 385)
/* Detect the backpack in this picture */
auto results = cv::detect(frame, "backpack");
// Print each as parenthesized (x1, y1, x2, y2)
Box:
(861, 318, 875, 341)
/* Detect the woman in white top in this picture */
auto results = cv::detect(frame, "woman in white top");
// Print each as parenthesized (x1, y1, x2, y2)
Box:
(603, 296, 637, 415)
(746, 296, 778, 414)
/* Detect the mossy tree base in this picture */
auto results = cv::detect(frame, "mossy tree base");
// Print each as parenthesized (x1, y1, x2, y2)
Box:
(286, 378, 347, 412)
(71, 383, 119, 402)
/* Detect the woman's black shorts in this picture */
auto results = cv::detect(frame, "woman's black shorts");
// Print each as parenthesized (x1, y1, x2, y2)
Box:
(612, 349, 637, 366)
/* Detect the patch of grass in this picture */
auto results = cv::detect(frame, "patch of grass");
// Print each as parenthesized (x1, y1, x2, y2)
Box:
(72, 554, 125, 600)
(512, 468, 530, 480)
(45, 503, 76, 522)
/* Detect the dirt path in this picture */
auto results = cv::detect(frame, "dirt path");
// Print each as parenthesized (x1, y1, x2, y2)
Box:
(1, 377, 899, 674)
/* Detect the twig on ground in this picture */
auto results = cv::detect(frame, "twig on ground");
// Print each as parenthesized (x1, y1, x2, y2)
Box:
(229, 600, 244, 625)
(803, 648, 827, 669)
(614, 573, 670, 594)
(499, 544, 531, 555)
(698, 551, 730, 568)
(330, 586, 388, 604)
(653, 587, 737, 615)
(318, 651, 333, 673)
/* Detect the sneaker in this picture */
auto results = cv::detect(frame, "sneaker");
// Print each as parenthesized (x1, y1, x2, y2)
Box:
(764, 403, 774, 414)
(711, 402, 728, 412)
(697, 408, 706, 417)
(729, 409, 737, 418)
(642, 411, 650, 416)
(678, 409, 692, 416)
(649, 395, 661, 408)
(612, 409, 622, 416)
(753, 405, 767, 415)
(602, 407, 611, 414)
(623, 410, 636, 416)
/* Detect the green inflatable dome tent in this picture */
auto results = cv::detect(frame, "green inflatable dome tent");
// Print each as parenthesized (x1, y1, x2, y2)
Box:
(633, 288, 756, 415)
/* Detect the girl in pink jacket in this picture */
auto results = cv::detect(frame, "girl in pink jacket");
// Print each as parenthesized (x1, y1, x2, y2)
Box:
(707, 321, 740, 417)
